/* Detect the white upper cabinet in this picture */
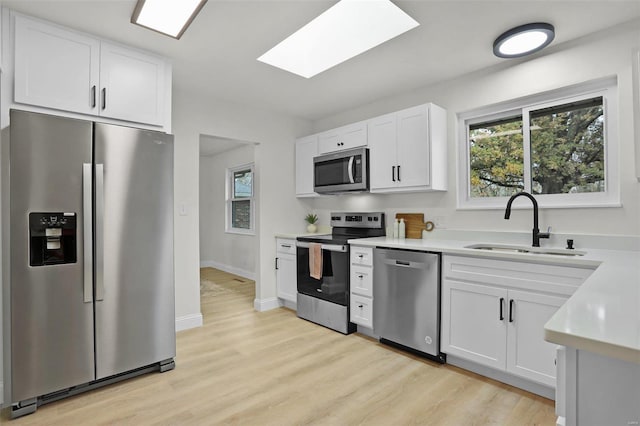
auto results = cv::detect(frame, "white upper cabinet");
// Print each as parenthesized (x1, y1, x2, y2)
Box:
(318, 121, 367, 154)
(369, 103, 447, 193)
(13, 13, 170, 128)
(295, 135, 319, 197)
(14, 14, 100, 116)
(99, 42, 165, 126)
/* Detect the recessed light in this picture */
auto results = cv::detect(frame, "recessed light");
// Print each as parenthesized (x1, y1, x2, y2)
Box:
(257, 0, 419, 79)
(493, 23, 555, 58)
(131, 0, 207, 39)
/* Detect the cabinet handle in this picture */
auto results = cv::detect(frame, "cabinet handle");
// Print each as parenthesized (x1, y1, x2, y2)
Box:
(275, 257, 279, 270)
(281, 244, 291, 248)
(358, 274, 363, 279)
(392, 166, 396, 182)
(499, 297, 505, 320)
(509, 299, 515, 322)
(358, 304, 363, 308)
(101, 88, 106, 110)
(358, 254, 364, 259)
(397, 165, 401, 182)
(91, 85, 96, 108)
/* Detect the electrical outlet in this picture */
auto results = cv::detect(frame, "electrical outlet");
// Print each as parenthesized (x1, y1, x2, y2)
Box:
(433, 216, 446, 229)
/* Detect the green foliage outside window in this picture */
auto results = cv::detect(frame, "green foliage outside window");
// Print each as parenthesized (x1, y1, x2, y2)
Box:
(469, 97, 604, 197)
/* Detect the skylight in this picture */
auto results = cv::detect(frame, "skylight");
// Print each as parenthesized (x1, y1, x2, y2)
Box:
(131, 0, 207, 39)
(257, 0, 419, 78)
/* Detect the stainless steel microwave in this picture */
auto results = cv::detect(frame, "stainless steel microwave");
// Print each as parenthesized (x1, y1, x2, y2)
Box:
(313, 147, 369, 194)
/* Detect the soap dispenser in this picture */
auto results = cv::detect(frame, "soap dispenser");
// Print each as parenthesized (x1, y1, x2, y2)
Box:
(399, 218, 406, 239)
(393, 218, 399, 238)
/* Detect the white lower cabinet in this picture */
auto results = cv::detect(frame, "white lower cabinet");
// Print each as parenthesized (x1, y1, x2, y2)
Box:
(350, 245, 374, 328)
(441, 255, 592, 388)
(276, 239, 297, 304)
(350, 294, 373, 329)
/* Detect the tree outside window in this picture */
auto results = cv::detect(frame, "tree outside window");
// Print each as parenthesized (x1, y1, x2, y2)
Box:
(468, 96, 606, 200)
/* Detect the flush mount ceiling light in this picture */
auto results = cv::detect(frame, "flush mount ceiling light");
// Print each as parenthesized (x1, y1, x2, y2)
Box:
(257, 0, 419, 79)
(493, 22, 555, 58)
(131, 0, 207, 39)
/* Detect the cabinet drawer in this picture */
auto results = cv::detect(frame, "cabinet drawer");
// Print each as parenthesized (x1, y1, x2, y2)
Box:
(443, 255, 594, 296)
(351, 246, 373, 266)
(276, 238, 297, 255)
(351, 294, 373, 328)
(351, 266, 373, 297)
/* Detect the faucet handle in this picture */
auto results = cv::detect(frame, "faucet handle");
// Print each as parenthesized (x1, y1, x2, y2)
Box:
(539, 226, 551, 239)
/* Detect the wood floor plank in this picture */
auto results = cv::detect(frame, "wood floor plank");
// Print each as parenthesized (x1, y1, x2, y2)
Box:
(1, 267, 556, 425)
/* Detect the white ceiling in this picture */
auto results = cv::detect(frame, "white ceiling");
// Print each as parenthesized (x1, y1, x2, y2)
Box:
(3, 0, 640, 122)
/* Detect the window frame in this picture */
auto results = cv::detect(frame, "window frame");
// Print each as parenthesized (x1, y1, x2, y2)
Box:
(457, 78, 619, 210)
(225, 162, 255, 235)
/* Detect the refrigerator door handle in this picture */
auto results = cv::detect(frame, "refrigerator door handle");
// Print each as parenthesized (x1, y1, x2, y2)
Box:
(83, 163, 93, 303)
(95, 163, 105, 301)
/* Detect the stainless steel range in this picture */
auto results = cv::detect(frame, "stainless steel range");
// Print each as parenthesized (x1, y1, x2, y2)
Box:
(296, 212, 385, 334)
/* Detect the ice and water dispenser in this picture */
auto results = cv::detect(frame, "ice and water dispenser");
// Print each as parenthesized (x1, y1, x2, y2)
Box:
(29, 212, 77, 266)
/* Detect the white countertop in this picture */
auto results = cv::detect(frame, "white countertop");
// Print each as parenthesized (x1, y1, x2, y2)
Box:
(348, 236, 640, 364)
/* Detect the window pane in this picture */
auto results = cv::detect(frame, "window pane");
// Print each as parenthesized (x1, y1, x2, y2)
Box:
(231, 200, 251, 229)
(530, 97, 604, 194)
(469, 116, 524, 197)
(233, 169, 252, 198)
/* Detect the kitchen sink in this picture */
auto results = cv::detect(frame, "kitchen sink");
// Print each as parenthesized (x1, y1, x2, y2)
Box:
(465, 243, 586, 256)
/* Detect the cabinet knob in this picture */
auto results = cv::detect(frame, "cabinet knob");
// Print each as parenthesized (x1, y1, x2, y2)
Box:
(358, 254, 363, 258)
(358, 275, 363, 279)
(358, 304, 363, 308)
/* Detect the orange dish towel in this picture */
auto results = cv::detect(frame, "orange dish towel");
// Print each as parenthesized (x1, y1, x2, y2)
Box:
(309, 243, 323, 280)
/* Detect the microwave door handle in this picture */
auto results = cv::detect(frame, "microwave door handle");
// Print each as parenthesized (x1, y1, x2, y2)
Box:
(348, 156, 355, 184)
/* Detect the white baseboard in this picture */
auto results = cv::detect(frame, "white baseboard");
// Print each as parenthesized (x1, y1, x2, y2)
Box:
(200, 260, 256, 281)
(175, 313, 203, 332)
(254, 297, 280, 312)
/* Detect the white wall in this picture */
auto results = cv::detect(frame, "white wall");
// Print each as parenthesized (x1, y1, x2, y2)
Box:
(172, 86, 312, 328)
(304, 20, 640, 238)
(199, 144, 256, 279)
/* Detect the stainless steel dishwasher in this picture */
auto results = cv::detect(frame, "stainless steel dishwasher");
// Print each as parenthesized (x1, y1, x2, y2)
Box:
(373, 248, 445, 363)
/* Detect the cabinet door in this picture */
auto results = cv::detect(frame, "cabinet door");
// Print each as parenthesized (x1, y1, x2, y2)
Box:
(368, 112, 398, 191)
(441, 279, 508, 370)
(506, 290, 567, 386)
(318, 121, 367, 154)
(276, 254, 297, 303)
(295, 135, 318, 197)
(99, 42, 165, 126)
(14, 14, 100, 115)
(396, 104, 430, 189)
(351, 294, 373, 328)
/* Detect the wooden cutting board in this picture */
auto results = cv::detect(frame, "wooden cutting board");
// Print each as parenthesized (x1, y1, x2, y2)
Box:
(395, 213, 426, 239)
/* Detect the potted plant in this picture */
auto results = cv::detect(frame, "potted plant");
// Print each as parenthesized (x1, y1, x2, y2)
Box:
(304, 213, 318, 233)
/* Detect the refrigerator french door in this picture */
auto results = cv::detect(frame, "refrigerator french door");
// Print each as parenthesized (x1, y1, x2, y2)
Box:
(8, 110, 175, 415)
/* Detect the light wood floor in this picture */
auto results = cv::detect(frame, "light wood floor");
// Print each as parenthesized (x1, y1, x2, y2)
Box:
(2, 267, 555, 425)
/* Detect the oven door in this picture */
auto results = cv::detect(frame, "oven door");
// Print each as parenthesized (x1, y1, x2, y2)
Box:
(313, 148, 368, 194)
(296, 242, 349, 306)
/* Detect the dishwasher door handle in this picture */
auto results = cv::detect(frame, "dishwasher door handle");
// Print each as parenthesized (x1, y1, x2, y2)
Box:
(384, 259, 424, 269)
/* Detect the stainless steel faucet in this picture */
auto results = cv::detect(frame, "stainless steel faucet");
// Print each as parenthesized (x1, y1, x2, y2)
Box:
(504, 191, 550, 247)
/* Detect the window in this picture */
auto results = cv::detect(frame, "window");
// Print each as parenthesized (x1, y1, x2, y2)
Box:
(458, 78, 618, 209)
(226, 163, 254, 234)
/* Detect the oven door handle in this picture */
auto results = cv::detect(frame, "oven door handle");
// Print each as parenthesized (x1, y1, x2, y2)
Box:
(296, 242, 348, 253)
(348, 156, 355, 184)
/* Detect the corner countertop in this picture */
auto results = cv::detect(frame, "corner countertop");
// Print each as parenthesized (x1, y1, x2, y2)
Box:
(348, 236, 640, 364)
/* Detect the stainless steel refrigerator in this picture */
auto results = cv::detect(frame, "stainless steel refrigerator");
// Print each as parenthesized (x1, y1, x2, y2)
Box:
(5, 110, 176, 418)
